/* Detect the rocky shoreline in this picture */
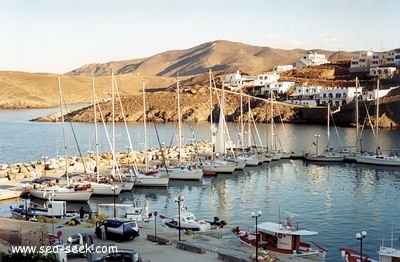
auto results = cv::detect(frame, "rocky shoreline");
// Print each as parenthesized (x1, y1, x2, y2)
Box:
(0, 141, 213, 182)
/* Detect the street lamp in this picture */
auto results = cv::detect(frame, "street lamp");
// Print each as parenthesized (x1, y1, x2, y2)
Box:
(153, 211, 158, 238)
(314, 134, 320, 154)
(21, 183, 29, 220)
(251, 210, 262, 262)
(175, 195, 184, 241)
(111, 185, 118, 218)
(356, 231, 367, 261)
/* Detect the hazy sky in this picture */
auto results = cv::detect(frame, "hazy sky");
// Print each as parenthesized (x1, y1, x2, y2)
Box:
(1, 0, 399, 73)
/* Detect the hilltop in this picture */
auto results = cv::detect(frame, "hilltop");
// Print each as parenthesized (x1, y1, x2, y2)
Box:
(66, 40, 352, 77)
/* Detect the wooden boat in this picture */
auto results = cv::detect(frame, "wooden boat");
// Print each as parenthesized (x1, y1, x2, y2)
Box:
(231, 212, 327, 260)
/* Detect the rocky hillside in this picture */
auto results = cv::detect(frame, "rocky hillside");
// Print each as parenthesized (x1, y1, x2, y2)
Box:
(67, 40, 352, 77)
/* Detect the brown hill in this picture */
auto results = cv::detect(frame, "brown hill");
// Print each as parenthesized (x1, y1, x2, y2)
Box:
(66, 40, 353, 77)
(0, 71, 175, 109)
(0, 40, 354, 109)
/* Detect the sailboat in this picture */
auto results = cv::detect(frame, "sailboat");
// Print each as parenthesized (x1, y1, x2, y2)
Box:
(29, 76, 93, 202)
(303, 104, 346, 162)
(127, 80, 169, 187)
(355, 78, 400, 166)
(69, 76, 123, 196)
(202, 84, 237, 174)
(160, 76, 203, 180)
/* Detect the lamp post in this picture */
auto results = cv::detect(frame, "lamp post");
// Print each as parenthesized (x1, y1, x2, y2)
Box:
(356, 231, 367, 262)
(252, 210, 262, 262)
(22, 183, 29, 220)
(111, 185, 118, 218)
(153, 211, 158, 238)
(175, 195, 184, 241)
(314, 134, 320, 154)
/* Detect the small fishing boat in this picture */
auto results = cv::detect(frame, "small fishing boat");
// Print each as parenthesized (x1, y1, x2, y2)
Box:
(231, 212, 327, 260)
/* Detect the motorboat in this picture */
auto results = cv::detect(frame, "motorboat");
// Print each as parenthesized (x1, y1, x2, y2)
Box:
(161, 197, 226, 232)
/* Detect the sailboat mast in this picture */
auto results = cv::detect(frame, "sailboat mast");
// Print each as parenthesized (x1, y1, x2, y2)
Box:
(111, 72, 116, 177)
(142, 80, 148, 173)
(270, 90, 274, 151)
(327, 104, 330, 143)
(355, 77, 359, 148)
(240, 90, 244, 151)
(57, 75, 69, 186)
(209, 69, 213, 149)
(376, 78, 380, 135)
(92, 76, 100, 182)
(177, 74, 182, 162)
(247, 96, 251, 147)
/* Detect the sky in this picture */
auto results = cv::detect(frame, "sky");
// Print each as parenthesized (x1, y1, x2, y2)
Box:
(1, 0, 399, 74)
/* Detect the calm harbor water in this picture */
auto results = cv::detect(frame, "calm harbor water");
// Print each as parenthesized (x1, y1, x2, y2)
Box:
(1, 107, 400, 261)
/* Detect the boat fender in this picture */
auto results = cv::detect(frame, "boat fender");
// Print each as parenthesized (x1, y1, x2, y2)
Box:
(277, 233, 283, 238)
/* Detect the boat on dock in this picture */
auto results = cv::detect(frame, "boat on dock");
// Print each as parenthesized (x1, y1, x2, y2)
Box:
(161, 196, 226, 232)
(10, 198, 78, 220)
(231, 211, 327, 260)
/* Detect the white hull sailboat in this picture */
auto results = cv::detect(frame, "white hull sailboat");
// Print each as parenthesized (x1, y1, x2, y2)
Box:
(29, 185, 92, 202)
(29, 76, 93, 203)
(354, 79, 400, 166)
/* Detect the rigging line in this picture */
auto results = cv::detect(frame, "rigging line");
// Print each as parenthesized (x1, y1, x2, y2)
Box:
(94, 94, 120, 177)
(153, 122, 169, 174)
(113, 76, 135, 181)
(330, 108, 344, 148)
(363, 100, 376, 137)
(270, 91, 288, 138)
(60, 91, 88, 174)
(189, 124, 204, 169)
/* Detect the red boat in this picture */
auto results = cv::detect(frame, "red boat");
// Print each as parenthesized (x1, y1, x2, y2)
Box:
(231, 212, 327, 260)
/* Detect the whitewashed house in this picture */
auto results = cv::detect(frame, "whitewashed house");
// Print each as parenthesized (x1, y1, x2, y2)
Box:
(295, 51, 329, 68)
(224, 70, 243, 87)
(319, 87, 357, 107)
(223, 70, 280, 91)
(285, 86, 323, 106)
(349, 51, 373, 73)
(243, 73, 280, 87)
(389, 48, 400, 66)
(261, 81, 295, 95)
(369, 67, 397, 78)
(273, 64, 294, 72)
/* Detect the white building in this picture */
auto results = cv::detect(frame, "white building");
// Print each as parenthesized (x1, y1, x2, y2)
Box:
(369, 67, 397, 78)
(295, 51, 329, 68)
(273, 64, 294, 72)
(350, 51, 373, 73)
(243, 73, 280, 87)
(388, 48, 400, 66)
(261, 81, 295, 95)
(223, 70, 280, 90)
(319, 87, 357, 107)
(350, 48, 400, 73)
(285, 86, 323, 106)
(224, 70, 243, 87)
